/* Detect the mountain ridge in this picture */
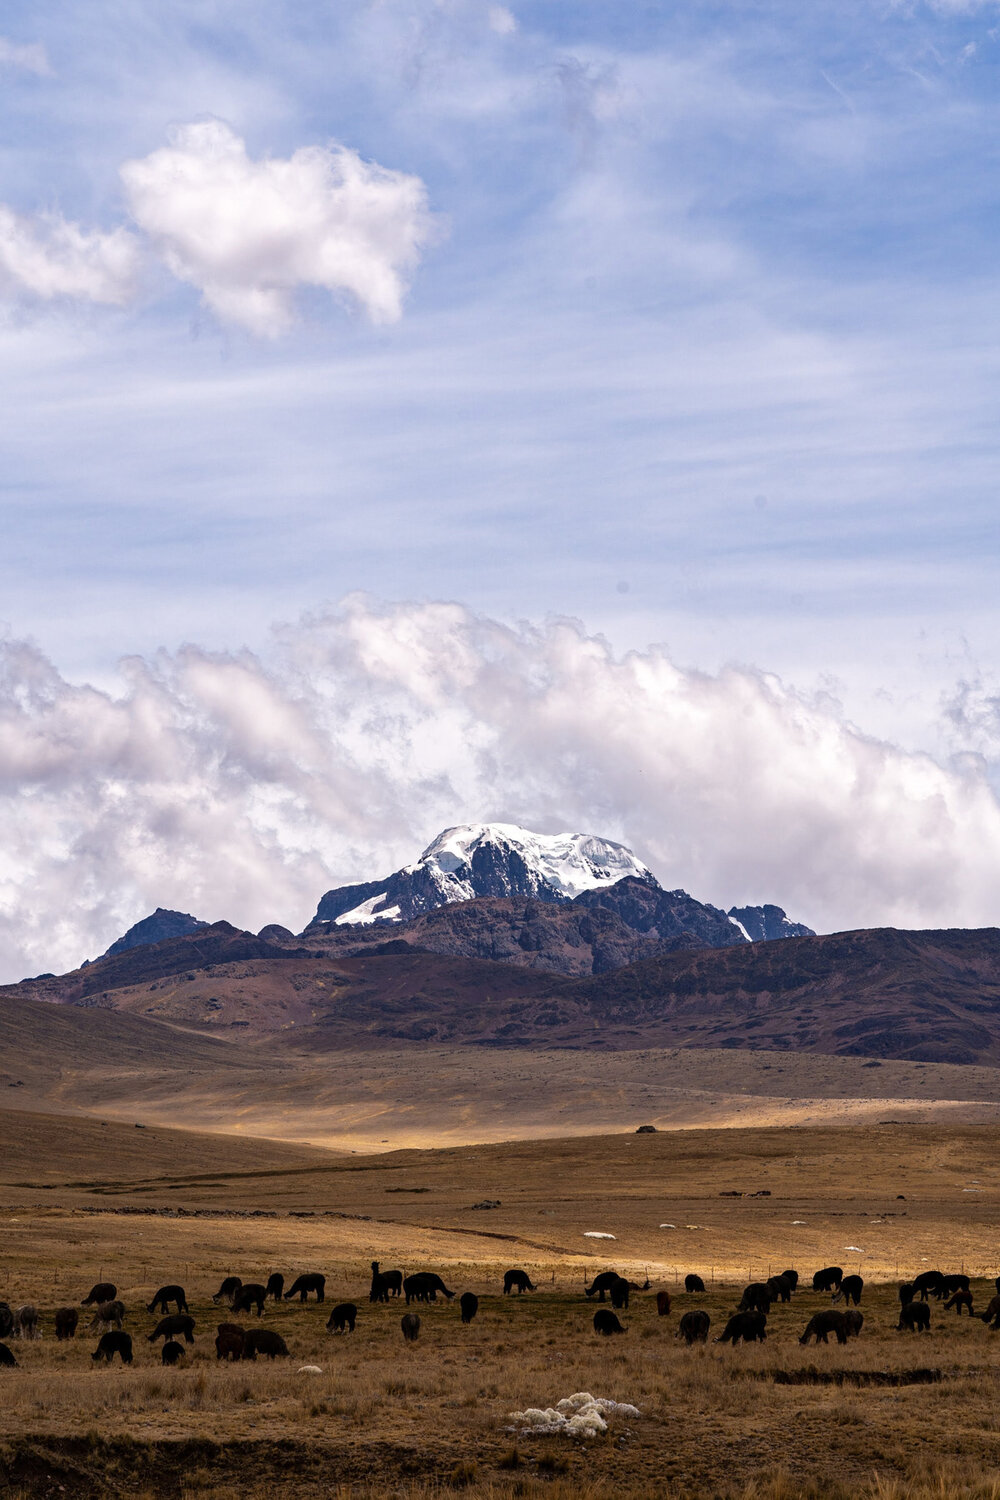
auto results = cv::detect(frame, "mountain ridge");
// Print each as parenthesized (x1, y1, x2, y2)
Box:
(10, 914, 1000, 1067)
(86, 822, 813, 971)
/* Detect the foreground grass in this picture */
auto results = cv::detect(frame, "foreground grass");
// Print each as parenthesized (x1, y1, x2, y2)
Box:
(4, 1115, 1000, 1497)
(3, 1269, 1000, 1497)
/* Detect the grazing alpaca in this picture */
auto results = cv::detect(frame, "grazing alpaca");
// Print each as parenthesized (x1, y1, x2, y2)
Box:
(460, 1292, 479, 1324)
(148, 1315, 195, 1345)
(503, 1269, 535, 1294)
(233, 1284, 267, 1317)
(212, 1277, 242, 1306)
(898, 1301, 931, 1332)
(284, 1274, 326, 1303)
(81, 1283, 116, 1307)
(370, 1262, 403, 1303)
(593, 1309, 626, 1335)
(92, 1332, 132, 1364)
(242, 1329, 289, 1360)
(147, 1285, 188, 1315)
(716, 1312, 767, 1345)
(800, 1311, 850, 1345)
(55, 1308, 78, 1341)
(403, 1273, 454, 1305)
(677, 1311, 710, 1344)
(87, 1301, 125, 1333)
(215, 1324, 245, 1362)
(14, 1306, 39, 1340)
(326, 1303, 357, 1334)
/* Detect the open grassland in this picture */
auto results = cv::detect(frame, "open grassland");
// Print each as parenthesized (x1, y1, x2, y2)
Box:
(6, 1110, 1000, 1280)
(11, 1010, 1000, 1147)
(4, 1239, 1000, 1499)
(5, 1115, 1000, 1494)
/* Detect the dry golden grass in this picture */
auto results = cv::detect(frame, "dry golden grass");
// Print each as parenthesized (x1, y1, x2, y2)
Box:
(7, 1110, 1000, 1281)
(12, 1032, 1000, 1149)
(4, 1113, 1000, 1494)
(2, 1271, 1000, 1498)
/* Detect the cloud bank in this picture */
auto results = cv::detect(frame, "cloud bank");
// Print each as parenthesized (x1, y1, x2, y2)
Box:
(1, 597, 998, 983)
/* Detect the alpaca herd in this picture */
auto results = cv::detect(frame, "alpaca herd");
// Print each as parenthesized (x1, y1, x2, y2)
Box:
(588, 1263, 1000, 1344)
(0, 1258, 992, 1370)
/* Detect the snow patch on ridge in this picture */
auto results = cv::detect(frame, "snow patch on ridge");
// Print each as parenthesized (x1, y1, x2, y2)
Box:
(334, 894, 400, 926)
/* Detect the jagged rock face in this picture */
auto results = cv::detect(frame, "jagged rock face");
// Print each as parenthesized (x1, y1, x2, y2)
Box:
(728, 905, 815, 942)
(327, 893, 713, 977)
(308, 823, 658, 929)
(575, 878, 747, 949)
(102, 908, 207, 959)
(302, 874, 752, 976)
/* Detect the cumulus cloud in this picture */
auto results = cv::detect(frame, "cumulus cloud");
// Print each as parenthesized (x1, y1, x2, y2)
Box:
(119, 120, 435, 336)
(0, 206, 139, 304)
(0, 37, 51, 76)
(2, 599, 1000, 982)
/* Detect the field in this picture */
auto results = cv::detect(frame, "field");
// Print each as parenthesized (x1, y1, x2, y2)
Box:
(5, 1109, 1000, 1496)
(11, 1008, 1000, 1148)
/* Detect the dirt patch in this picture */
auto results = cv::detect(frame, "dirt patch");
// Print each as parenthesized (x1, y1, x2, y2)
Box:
(749, 1367, 943, 1386)
(0, 1435, 444, 1500)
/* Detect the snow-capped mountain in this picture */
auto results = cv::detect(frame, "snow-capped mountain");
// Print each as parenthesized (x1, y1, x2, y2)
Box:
(416, 824, 653, 902)
(307, 822, 658, 929)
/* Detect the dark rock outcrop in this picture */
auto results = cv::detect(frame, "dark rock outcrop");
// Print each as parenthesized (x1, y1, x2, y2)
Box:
(728, 904, 815, 942)
(575, 878, 746, 949)
(102, 908, 207, 958)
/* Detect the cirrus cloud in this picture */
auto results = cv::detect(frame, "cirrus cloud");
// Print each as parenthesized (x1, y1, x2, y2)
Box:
(1, 598, 1000, 982)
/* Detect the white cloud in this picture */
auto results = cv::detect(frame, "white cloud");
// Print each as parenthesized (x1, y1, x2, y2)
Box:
(0, 206, 140, 304)
(488, 7, 518, 35)
(0, 37, 51, 76)
(2, 598, 1000, 982)
(119, 120, 435, 336)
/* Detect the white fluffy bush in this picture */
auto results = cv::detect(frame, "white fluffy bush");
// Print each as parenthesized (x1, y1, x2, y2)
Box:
(508, 1391, 640, 1437)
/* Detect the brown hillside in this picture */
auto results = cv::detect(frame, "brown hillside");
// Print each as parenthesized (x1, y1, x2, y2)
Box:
(9, 920, 1000, 1066)
(576, 925, 1000, 1064)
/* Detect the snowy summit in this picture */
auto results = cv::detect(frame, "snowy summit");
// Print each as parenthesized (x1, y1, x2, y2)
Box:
(411, 824, 652, 903)
(308, 822, 656, 928)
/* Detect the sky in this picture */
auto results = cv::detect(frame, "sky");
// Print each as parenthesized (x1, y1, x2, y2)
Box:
(2, 0, 1000, 977)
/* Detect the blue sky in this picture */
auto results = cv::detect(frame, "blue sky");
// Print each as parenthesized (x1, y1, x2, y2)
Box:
(2, 1, 1000, 973)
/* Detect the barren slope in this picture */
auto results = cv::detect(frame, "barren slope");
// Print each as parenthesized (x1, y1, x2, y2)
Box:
(11, 921, 1000, 1065)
